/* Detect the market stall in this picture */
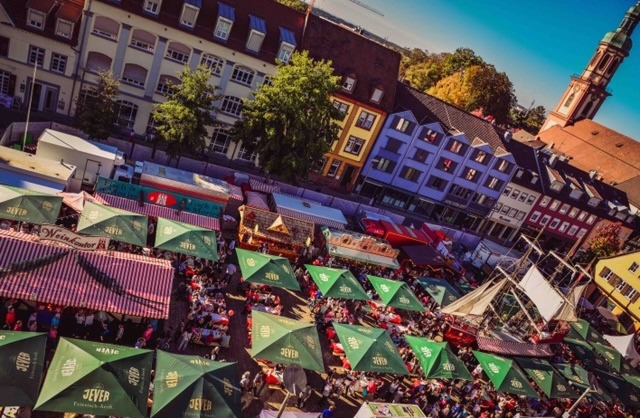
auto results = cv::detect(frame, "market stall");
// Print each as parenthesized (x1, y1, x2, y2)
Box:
(270, 193, 347, 230)
(320, 226, 400, 269)
(237, 205, 314, 261)
(378, 220, 431, 248)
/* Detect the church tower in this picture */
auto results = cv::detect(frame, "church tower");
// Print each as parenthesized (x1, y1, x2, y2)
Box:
(541, 2, 640, 132)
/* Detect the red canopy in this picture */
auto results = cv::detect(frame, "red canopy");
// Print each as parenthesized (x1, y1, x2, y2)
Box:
(379, 220, 431, 247)
(0, 230, 173, 318)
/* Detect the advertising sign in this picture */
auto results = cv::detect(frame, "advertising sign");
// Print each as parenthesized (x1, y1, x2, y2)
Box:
(39, 225, 110, 251)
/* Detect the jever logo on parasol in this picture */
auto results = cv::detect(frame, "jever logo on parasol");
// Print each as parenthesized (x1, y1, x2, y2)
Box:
(165, 371, 179, 388)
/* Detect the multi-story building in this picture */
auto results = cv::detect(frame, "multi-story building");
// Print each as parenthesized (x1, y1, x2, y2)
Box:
(302, 14, 400, 191)
(358, 82, 516, 231)
(589, 251, 640, 331)
(0, 0, 84, 115)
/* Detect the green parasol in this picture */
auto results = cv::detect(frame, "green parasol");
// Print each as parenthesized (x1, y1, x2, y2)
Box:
(332, 323, 408, 375)
(405, 336, 472, 380)
(623, 372, 640, 389)
(77, 201, 148, 246)
(515, 357, 579, 399)
(0, 330, 47, 407)
(472, 351, 539, 397)
(568, 319, 608, 345)
(553, 363, 612, 402)
(564, 338, 612, 372)
(0, 184, 62, 224)
(591, 368, 640, 408)
(236, 248, 300, 291)
(151, 351, 242, 418)
(367, 275, 424, 312)
(251, 311, 324, 372)
(304, 264, 369, 300)
(416, 277, 461, 307)
(35, 337, 153, 418)
(591, 342, 635, 373)
(154, 217, 218, 261)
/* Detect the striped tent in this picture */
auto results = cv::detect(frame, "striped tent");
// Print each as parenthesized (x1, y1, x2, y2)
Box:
(97, 193, 220, 231)
(245, 191, 270, 210)
(0, 230, 173, 318)
(249, 178, 280, 194)
(56, 191, 107, 213)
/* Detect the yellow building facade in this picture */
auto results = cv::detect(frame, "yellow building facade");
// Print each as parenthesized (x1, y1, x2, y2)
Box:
(592, 251, 640, 331)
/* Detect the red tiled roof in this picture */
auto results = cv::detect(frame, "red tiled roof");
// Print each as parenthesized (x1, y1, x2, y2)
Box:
(1, 0, 84, 45)
(26, 0, 56, 13)
(301, 14, 401, 113)
(56, 1, 83, 22)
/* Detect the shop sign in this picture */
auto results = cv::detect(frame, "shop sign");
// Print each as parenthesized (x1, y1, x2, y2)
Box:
(39, 225, 109, 251)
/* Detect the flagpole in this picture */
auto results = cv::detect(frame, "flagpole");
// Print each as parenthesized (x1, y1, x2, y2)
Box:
(564, 387, 590, 417)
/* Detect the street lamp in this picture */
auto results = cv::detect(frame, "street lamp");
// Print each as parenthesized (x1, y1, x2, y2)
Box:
(357, 158, 380, 196)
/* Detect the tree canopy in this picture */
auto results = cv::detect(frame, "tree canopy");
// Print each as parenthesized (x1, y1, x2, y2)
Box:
(231, 51, 342, 182)
(585, 222, 622, 260)
(510, 105, 547, 133)
(73, 70, 119, 141)
(152, 65, 219, 162)
(275, 0, 307, 12)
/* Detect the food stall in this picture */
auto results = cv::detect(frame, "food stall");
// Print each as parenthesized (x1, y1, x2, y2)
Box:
(378, 220, 431, 248)
(270, 193, 347, 230)
(320, 226, 400, 269)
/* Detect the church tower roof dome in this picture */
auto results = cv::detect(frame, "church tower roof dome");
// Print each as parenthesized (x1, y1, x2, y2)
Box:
(602, 30, 633, 52)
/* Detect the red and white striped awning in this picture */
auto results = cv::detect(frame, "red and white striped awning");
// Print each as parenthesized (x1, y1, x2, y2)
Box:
(96, 193, 219, 231)
(275, 207, 345, 230)
(249, 178, 280, 194)
(477, 335, 554, 357)
(0, 230, 173, 318)
(245, 191, 270, 210)
(57, 191, 107, 213)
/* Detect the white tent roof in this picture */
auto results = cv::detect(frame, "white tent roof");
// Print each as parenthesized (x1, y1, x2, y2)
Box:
(604, 334, 640, 367)
(259, 410, 320, 418)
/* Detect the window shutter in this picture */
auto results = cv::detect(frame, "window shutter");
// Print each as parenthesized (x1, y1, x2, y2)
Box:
(182, 6, 198, 24)
(391, 116, 400, 129)
(0, 36, 8, 56)
(8, 74, 16, 95)
(631, 292, 640, 303)
(610, 275, 622, 288)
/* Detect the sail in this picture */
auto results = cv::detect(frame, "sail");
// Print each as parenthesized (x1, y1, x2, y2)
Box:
(550, 284, 586, 322)
(518, 265, 564, 322)
(441, 279, 507, 317)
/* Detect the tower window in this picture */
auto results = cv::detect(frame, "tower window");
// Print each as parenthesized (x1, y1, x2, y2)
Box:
(597, 54, 611, 71)
(563, 92, 575, 108)
(606, 57, 620, 76)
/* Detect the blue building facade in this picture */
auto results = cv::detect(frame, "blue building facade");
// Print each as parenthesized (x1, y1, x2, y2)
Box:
(358, 82, 516, 231)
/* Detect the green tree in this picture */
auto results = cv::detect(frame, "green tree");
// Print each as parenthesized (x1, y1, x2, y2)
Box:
(428, 64, 516, 124)
(152, 65, 219, 163)
(585, 222, 622, 260)
(73, 70, 120, 141)
(231, 51, 341, 182)
(510, 105, 547, 133)
(442, 47, 484, 77)
(403, 60, 444, 91)
(276, 0, 307, 12)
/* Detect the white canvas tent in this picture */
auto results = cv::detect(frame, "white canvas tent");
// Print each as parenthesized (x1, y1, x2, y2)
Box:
(604, 334, 640, 367)
(259, 411, 320, 418)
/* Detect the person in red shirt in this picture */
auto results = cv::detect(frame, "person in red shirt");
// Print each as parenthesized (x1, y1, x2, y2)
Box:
(5, 307, 16, 329)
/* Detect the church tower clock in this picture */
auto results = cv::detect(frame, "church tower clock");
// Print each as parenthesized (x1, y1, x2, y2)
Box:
(541, 2, 640, 132)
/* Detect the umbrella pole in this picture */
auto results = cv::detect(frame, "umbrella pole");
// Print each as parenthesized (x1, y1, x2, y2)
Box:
(564, 387, 590, 416)
(275, 391, 292, 418)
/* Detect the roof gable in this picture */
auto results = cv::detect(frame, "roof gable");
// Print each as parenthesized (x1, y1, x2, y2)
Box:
(1, 0, 84, 45)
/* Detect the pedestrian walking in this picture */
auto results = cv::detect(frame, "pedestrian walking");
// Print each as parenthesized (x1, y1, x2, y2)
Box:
(177, 328, 193, 351)
(296, 383, 312, 408)
(240, 371, 252, 392)
(114, 324, 125, 344)
(319, 382, 333, 404)
(252, 371, 265, 398)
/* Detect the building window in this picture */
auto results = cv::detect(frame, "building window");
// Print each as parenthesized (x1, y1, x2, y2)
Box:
(516, 169, 524, 178)
(144, 0, 161, 14)
(342, 75, 356, 92)
(624, 287, 638, 301)
(312, 157, 327, 174)
(56, 19, 74, 38)
(400, 166, 422, 182)
(384, 137, 402, 153)
(374, 157, 396, 173)
(629, 262, 639, 274)
(0, 70, 10, 95)
(327, 160, 341, 177)
(500, 205, 510, 215)
(438, 158, 457, 173)
(493, 203, 503, 212)
(450, 185, 472, 200)
(156, 75, 179, 95)
(277, 42, 295, 63)
(510, 189, 520, 200)
(27, 9, 46, 29)
(231, 66, 255, 85)
(530, 211, 541, 222)
(540, 215, 551, 226)
(261, 76, 272, 86)
(246, 28, 265, 53)
(422, 129, 438, 144)
(508, 208, 518, 218)
(495, 159, 512, 173)
(559, 203, 570, 215)
(448, 140, 464, 154)
(214, 17, 233, 40)
(599, 267, 614, 282)
(0, 36, 8, 57)
(86, 51, 112, 73)
(559, 222, 570, 233)
(115, 101, 138, 130)
(577, 211, 587, 221)
(166, 42, 190, 63)
(518, 192, 528, 202)
(371, 87, 384, 103)
(130, 29, 156, 52)
(577, 228, 587, 238)
(503, 186, 512, 196)
(355, 111, 376, 130)
(526, 195, 536, 205)
(427, 176, 447, 191)
(92, 16, 119, 40)
(568, 207, 579, 218)
(549, 218, 560, 229)
(208, 128, 231, 154)
(122, 63, 147, 87)
(333, 100, 349, 119)
(568, 225, 579, 236)
(471, 192, 493, 207)
(586, 214, 596, 225)
(28, 46, 45, 67)
(200, 53, 224, 76)
(50, 53, 67, 74)
(220, 96, 243, 117)
(180, 4, 199, 27)
(485, 176, 501, 190)
(549, 200, 560, 211)
(473, 149, 488, 164)
(344, 136, 365, 155)
(412, 148, 429, 164)
(539, 196, 551, 207)
(237, 145, 257, 162)
(394, 117, 411, 133)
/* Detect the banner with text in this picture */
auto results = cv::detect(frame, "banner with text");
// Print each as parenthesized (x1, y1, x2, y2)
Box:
(39, 225, 110, 251)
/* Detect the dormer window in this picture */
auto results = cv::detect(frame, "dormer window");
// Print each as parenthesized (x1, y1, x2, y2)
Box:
(214, 3, 235, 41)
(180, 1, 201, 28)
(27, 8, 46, 29)
(246, 16, 266, 53)
(278, 28, 297, 63)
(371, 87, 384, 103)
(144, 0, 161, 14)
(56, 19, 74, 38)
(342, 75, 356, 92)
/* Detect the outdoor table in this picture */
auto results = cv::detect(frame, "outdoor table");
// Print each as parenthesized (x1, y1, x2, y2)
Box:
(265, 369, 283, 385)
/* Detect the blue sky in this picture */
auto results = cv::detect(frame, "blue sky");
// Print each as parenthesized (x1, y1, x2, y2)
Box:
(313, 0, 640, 139)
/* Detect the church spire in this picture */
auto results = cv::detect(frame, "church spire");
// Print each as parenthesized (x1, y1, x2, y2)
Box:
(540, 1, 640, 132)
